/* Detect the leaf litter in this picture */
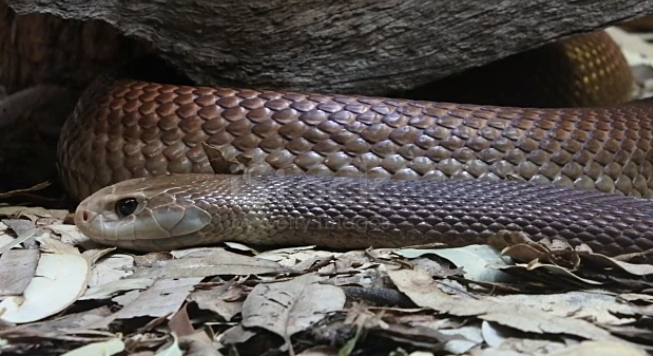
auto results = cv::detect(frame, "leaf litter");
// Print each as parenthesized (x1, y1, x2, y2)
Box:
(4, 198, 653, 356)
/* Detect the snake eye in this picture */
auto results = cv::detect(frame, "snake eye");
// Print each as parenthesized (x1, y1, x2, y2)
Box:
(116, 198, 139, 217)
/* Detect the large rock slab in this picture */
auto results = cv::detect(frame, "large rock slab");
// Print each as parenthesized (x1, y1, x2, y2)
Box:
(6, 0, 653, 95)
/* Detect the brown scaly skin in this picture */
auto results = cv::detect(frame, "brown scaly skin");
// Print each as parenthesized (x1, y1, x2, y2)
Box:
(74, 173, 653, 259)
(58, 72, 653, 202)
(60, 31, 653, 257)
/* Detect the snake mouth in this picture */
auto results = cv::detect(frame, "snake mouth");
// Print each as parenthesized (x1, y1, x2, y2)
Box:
(83, 232, 213, 252)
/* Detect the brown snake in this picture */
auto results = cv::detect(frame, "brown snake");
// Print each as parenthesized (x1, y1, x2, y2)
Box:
(61, 32, 653, 260)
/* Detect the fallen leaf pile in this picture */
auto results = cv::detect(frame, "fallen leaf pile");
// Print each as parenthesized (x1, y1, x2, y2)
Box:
(1, 204, 653, 356)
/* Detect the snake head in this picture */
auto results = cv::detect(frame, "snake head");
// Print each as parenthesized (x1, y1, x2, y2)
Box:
(74, 174, 214, 250)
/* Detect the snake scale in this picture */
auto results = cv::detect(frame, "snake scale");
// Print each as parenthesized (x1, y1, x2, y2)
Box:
(60, 31, 653, 260)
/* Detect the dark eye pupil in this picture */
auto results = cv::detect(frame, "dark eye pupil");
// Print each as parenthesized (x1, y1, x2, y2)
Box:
(116, 198, 138, 216)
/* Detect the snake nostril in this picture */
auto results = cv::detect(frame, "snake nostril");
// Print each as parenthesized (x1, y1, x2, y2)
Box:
(81, 211, 89, 223)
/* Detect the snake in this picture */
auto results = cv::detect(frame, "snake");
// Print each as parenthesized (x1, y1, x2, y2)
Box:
(58, 30, 653, 260)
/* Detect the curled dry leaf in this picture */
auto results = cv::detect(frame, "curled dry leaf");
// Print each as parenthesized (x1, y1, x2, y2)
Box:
(580, 253, 653, 276)
(439, 325, 483, 354)
(154, 333, 183, 356)
(619, 293, 653, 304)
(394, 244, 513, 283)
(46, 224, 93, 248)
(481, 321, 510, 348)
(241, 273, 346, 352)
(169, 303, 194, 337)
(35, 232, 80, 255)
(0, 253, 90, 324)
(189, 283, 245, 321)
(82, 248, 117, 265)
(60, 337, 125, 356)
(179, 330, 221, 356)
(387, 267, 624, 342)
(202, 142, 256, 174)
(489, 230, 582, 267)
(488, 261, 603, 286)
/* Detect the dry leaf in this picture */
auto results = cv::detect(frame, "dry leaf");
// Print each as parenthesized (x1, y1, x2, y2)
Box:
(0, 207, 68, 221)
(179, 330, 221, 356)
(481, 321, 510, 348)
(487, 292, 636, 325)
(112, 290, 140, 307)
(112, 279, 200, 318)
(0, 253, 90, 323)
(297, 346, 338, 355)
(374, 323, 463, 349)
(189, 283, 244, 321)
(619, 294, 653, 304)
(394, 244, 513, 282)
(132, 249, 288, 279)
(86, 278, 202, 329)
(438, 325, 483, 354)
(608, 27, 653, 66)
(223, 242, 260, 255)
(169, 304, 194, 337)
(0, 220, 37, 254)
(81, 278, 154, 300)
(0, 233, 17, 250)
(581, 253, 653, 276)
(60, 338, 125, 356)
(88, 254, 135, 287)
(491, 338, 569, 355)
(218, 325, 256, 345)
(2, 306, 112, 335)
(257, 246, 340, 269)
(241, 273, 346, 352)
(154, 333, 183, 356)
(387, 267, 623, 342)
(46, 224, 92, 247)
(35, 232, 80, 255)
(489, 262, 603, 286)
(548, 340, 647, 355)
(82, 248, 117, 265)
(0, 249, 39, 296)
(477, 349, 528, 356)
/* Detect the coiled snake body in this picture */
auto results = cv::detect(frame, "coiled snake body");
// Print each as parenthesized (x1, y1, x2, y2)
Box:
(63, 31, 653, 260)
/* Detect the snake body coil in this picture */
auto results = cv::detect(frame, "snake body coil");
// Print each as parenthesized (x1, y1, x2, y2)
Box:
(61, 32, 653, 258)
(75, 173, 653, 257)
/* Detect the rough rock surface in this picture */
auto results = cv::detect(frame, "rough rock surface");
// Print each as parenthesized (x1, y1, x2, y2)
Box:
(6, 0, 653, 95)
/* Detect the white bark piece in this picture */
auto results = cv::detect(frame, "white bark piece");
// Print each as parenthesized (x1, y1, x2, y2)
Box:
(0, 253, 90, 323)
